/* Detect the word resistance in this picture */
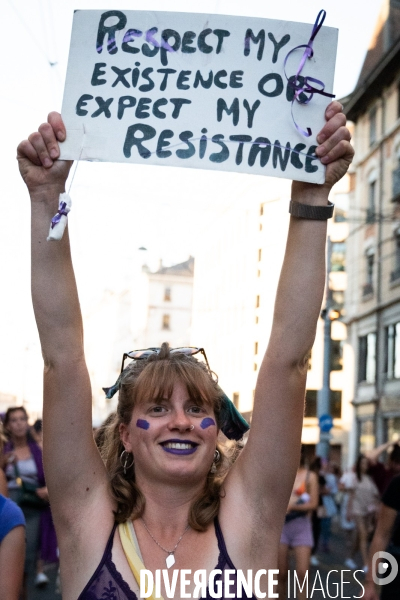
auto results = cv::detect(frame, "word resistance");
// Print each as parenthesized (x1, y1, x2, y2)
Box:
(123, 124, 319, 173)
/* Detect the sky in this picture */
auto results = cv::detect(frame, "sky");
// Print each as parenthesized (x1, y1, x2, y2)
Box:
(0, 0, 384, 412)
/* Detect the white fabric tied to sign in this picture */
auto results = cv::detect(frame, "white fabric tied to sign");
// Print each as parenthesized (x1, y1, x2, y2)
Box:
(47, 193, 72, 241)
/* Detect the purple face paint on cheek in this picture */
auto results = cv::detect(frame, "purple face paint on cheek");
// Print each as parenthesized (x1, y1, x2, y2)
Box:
(200, 417, 216, 429)
(136, 419, 150, 430)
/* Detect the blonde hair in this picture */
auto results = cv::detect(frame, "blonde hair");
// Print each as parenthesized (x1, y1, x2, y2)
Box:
(100, 343, 236, 530)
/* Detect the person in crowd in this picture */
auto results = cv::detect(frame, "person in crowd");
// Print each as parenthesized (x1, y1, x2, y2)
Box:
(346, 454, 380, 572)
(309, 456, 325, 566)
(319, 460, 338, 553)
(0, 420, 26, 600)
(2, 407, 57, 590)
(367, 441, 400, 496)
(364, 473, 400, 600)
(330, 462, 342, 513)
(17, 103, 353, 599)
(277, 452, 318, 599)
(339, 467, 357, 569)
(31, 419, 43, 449)
(0, 424, 7, 497)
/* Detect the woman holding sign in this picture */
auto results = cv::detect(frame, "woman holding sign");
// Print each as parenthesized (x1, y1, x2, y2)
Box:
(17, 101, 352, 599)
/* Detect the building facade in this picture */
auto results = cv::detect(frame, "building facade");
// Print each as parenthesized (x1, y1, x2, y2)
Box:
(344, 0, 400, 455)
(191, 175, 353, 466)
(135, 257, 195, 349)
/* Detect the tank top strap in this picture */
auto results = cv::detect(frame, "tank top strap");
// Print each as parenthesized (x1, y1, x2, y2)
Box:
(214, 517, 235, 569)
(106, 522, 119, 555)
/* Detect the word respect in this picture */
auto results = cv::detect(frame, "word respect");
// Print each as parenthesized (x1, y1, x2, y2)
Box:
(96, 10, 291, 66)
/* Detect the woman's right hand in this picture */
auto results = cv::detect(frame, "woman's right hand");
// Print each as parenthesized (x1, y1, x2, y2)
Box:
(17, 112, 73, 198)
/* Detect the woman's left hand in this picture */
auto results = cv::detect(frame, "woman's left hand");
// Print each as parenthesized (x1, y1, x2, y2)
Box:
(315, 101, 354, 190)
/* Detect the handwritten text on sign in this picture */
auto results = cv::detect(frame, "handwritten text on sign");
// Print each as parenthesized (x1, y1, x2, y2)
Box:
(60, 11, 338, 183)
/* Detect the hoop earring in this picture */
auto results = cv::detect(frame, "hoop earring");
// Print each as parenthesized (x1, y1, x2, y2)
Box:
(120, 450, 134, 475)
(210, 449, 221, 474)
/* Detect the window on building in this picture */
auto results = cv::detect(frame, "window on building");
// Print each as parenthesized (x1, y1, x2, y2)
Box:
(254, 362, 258, 371)
(396, 231, 400, 270)
(304, 390, 317, 417)
(331, 340, 344, 371)
(358, 332, 376, 383)
(256, 295, 260, 308)
(260, 204, 264, 216)
(164, 287, 171, 301)
(254, 342, 258, 355)
(386, 416, 400, 442)
(369, 106, 377, 146)
(334, 207, 347, 223)
(367, 180, 376, 223)
(330, 391, 342, 419)
(398, 81, 400, 119)
(367, 253, 374, 284)
(304, 390, 342, 418)
(391, 232, 400, 282)
(257, 269, 261, 277)
(359, 418, 375, 454)
(363, 250, 374, 296)
(258, 248, 262, 261)
(384, 323, 400, 379)
(255, 315, 259, 324)
(382, 96, 387, 135)
(162, 314, 170, 330)
(393, 158, 400, 202)
(232, 393, 239, 408)
(332, 290, 345, 312)
(331, 242, 346, 272)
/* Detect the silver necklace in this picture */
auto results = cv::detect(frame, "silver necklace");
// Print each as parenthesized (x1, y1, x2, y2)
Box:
(140, 518, 190, 568)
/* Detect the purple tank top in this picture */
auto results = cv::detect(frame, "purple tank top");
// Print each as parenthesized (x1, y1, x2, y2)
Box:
(78, 517, 256, 600)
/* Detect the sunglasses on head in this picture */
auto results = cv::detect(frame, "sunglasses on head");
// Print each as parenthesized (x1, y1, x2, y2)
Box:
(120, 347, 211, 375)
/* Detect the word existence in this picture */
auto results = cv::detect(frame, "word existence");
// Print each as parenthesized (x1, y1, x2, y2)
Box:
(61, 10, 337, 182)
(140, 568, 365, 598)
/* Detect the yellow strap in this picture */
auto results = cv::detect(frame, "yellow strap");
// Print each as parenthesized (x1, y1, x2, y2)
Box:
(118, 522, 164, 600)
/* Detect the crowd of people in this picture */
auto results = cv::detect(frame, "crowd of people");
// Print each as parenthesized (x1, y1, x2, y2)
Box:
(0, 408, 57, 599)
(1, 401, 400, 600)
(276, 443, 400, 599)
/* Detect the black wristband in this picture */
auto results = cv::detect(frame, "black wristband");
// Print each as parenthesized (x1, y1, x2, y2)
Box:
(289, 200, 334, 220)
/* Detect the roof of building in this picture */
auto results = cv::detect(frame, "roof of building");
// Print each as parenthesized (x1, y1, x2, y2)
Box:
(154, 256, 195, 277)
(345, 0, 400, 120)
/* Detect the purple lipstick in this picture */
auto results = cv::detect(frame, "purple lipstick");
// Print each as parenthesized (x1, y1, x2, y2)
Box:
(160, 439, 199, 455)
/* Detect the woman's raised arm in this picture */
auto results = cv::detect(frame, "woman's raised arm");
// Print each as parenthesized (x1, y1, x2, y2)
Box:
(222, 102, 353, 531)
(17, 113, 113, 534)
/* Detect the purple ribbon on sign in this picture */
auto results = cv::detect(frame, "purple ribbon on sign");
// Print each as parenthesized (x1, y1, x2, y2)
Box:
(50, 201, 69, 229)
(284, 9, 335, 137)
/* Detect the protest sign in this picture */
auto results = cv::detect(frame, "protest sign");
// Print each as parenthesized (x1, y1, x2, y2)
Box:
(60, 10, 338, 183)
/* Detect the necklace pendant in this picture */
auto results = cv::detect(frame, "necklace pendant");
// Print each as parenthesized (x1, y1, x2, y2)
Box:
(166, 553, 175, 569)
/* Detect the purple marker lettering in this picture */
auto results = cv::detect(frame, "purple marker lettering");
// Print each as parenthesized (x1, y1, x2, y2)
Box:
(200, 417, 216, 429)
(136, 419, 150, 430)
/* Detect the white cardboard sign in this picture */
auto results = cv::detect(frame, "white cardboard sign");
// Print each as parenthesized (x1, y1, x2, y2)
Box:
(60, 10, 338, 183)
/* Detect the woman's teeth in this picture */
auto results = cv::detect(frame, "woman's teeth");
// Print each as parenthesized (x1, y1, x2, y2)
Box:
(164, 442, 194, 449)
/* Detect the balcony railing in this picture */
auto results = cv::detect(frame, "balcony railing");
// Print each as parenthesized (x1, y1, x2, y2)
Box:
(393, 167, 400, 202)
(362, 282, 374, 297)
